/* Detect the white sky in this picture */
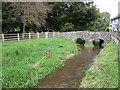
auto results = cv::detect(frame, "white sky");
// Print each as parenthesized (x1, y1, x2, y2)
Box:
(93, 0, 120, 19)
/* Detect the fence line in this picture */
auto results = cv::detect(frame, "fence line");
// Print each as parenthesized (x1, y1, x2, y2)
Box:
(0, 31, 119, 43)
(0, 32, 60, 43)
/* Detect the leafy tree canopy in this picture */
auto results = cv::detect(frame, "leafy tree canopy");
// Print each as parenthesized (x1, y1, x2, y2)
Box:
(2, 1, 111, 33)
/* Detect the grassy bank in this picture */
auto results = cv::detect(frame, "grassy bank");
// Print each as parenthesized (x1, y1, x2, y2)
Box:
(2, 38, 78, 88)
(81, 41, 118, 88)
(0, 44, 2, 89)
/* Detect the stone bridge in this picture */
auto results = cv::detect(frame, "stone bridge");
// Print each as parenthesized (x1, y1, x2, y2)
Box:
(57, 31, 111, 45)
(0, 31, 113, 45)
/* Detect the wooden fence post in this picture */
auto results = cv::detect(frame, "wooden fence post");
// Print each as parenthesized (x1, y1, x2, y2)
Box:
(17, 33, 20, 41)
(58, 32, 59, 37)
(29, 33, 31, 40)
(37, 32, 39, 39)
(22, 33, 25, 39)
(2, 34, 4, 43)
(53, 32, 55, 38)
(45, 32, 48, 38)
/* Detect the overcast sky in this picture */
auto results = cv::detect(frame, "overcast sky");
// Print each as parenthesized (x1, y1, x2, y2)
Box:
(93, 0, 120, 19)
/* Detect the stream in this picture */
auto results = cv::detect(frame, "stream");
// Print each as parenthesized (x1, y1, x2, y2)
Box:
(38, 46, 103, 88)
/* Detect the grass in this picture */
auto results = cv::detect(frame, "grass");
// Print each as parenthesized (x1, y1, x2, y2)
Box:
(0, 44, 2, 89)
(85, 44, 94, 47)
(81, 41, 118, 88)
(2, 38, 78, 88)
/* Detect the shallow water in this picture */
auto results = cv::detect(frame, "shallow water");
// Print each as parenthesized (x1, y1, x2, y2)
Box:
(38, 46, 102, 88)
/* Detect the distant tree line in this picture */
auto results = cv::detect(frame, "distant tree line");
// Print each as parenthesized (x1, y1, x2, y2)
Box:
(2, 1, 110, 33)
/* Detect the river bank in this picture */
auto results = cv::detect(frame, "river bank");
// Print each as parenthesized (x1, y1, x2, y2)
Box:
(2, 38, 78, 88)
(80, 41, 118, 88)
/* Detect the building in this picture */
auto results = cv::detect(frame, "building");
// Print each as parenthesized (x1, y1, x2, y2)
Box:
(118, 1, 120, 14)
(118, 1, 120, 32)
(110, 1, 120, 32)
(110, 14, 120, 32)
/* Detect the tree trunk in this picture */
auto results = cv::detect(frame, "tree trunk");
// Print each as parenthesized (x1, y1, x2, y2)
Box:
(22, 23, 25, 38)
(0, 23, 2, 34)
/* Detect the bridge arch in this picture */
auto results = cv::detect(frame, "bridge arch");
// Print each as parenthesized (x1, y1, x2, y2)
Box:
(75, 38, 85, 45)
(93, 38, 105, 46)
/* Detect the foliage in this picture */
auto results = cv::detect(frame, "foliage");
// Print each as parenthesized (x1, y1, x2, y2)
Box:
(105, 27, 110, 32)
(94, 39, 100, 43)
(94, 12, 111, 30)
(76, 38, 85, 45)
(93, 39, 100, 45)
(61, 23, 74, 32)
(2, 38, 78, 88)
(2, 2, 50, 33)
(46, 2, 100, 31)
(2, 1, 111, 33)
(81, 41, 118, 88)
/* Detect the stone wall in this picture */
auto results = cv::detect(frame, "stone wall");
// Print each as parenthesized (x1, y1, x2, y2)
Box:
(111, 36, 119, 46)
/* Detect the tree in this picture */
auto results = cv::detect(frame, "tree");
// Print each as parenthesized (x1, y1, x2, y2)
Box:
(61, 22, 74, 32)
(94, 12, 111, 30)
(46, 2, 100, 31)
(2, 2, 50, 33)
(101, 12, 110, 30)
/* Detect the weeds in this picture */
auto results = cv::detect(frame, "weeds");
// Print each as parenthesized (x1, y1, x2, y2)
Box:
(81, 41, 118, 88)
(2, 38, 78, 88)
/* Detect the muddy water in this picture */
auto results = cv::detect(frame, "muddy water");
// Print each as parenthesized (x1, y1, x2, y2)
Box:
(38, 46, 103, 88)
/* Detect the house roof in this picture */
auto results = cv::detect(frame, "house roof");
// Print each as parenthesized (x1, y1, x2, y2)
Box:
(112, 14, 120, 20)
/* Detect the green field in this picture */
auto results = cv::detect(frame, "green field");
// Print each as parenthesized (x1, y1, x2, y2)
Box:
(81, 41, 119, 88)
(2, 38, 78, 88)
(0, 43, 2, 90)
